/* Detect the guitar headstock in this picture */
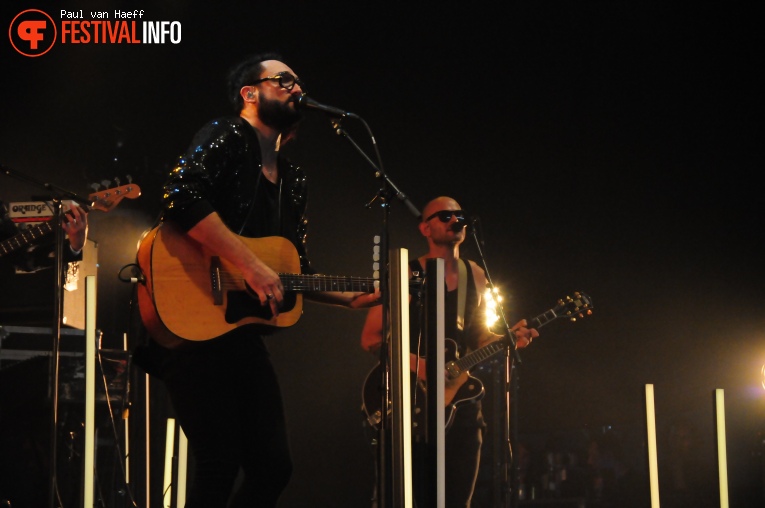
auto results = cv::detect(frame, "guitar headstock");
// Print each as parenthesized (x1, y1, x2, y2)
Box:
(88, 178, 141, 213)
(553, 291, 593, 322)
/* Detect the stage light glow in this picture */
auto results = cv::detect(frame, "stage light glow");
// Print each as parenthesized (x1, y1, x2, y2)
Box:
(484, 287, 501, 328)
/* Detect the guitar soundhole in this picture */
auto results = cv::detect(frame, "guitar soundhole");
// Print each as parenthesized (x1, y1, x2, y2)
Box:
(224, 291, 298, 323)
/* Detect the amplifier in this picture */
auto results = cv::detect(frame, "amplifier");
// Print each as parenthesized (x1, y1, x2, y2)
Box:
(7, 199, 79, 223)
(0, 238, 97, 329)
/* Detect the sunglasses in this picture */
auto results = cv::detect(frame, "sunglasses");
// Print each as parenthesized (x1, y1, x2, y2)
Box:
(424, 210, 466, 223)
(251, 71, 305, 92)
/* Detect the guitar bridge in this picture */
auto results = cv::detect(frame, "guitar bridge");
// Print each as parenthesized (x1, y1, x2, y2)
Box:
(210, 256, 223, 305)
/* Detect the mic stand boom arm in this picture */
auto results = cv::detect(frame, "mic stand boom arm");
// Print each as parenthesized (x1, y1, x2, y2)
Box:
(331, 118, 421, 218)
(1, 163, 95, 209)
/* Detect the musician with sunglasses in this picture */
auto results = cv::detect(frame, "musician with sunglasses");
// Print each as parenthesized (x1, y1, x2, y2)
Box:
(360, 196, 538, 507)
(133, 52, 378, 507)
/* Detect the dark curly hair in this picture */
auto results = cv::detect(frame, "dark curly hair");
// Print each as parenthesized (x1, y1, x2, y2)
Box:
(226, 52, 284, 112)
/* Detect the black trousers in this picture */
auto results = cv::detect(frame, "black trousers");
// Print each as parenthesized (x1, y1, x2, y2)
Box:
(153, 332, 293, 508)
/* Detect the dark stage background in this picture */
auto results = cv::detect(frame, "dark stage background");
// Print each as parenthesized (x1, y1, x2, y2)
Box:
(2, 2, 763, 507)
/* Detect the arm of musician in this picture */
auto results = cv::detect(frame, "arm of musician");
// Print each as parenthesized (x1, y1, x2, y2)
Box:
(361, 305, 428, 382)
(304, 289, 381, 309)
(185, 213, 284, 316)
(360, 305, 384, 354)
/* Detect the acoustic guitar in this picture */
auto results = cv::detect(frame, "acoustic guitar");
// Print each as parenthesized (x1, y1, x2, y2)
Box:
(136, 221, 395, 346)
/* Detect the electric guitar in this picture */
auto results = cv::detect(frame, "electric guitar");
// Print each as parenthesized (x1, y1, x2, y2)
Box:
(137, 221, 412, 347)
(0, 183, 141, 258)
(361, 292, 593, 433)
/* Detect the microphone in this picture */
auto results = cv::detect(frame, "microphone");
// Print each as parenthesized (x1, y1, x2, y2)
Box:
(450, 215, 480, 233)
(295, 94, 358, 119)
(450, 216, 470, 233)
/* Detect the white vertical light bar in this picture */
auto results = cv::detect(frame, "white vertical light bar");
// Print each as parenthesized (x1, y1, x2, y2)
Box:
(433, 258, 445, 508)
(145, 373, 152, 508)
(645, 384, 660, 507)
(391, 248, 413, 507)
(163, 418, 176, 508)
(83, 275, 97, 507)
(716, 389, 729, 508)
(177, 426, 189, 507)
(123, 332, 130, 485)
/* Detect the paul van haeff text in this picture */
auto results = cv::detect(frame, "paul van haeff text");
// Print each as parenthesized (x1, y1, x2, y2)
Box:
(61, 10, 147, 19)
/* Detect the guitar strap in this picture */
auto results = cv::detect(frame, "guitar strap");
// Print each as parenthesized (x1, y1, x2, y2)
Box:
(456, 258, 467, 333)
(410, 257, 467, 335)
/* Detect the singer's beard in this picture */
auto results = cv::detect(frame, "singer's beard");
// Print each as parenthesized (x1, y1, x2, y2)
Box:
(433, 228, 465, 247)
(259, 96, 303, 136)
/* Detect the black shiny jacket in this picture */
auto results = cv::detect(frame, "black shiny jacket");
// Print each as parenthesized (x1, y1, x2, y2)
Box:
(161, 116, 313, 273)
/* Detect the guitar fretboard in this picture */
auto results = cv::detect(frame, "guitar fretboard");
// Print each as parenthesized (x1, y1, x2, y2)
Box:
(0, 221, 55, 257)
(448, 306, 563, 377)
(278, 274, 424, 293)
(279, 274, 379, 293)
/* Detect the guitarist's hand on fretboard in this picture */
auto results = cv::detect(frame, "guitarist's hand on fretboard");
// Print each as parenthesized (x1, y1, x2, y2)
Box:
(476, 318, 538, 350)
(61, 204, 89, 252)
(510, 318, 539, 349)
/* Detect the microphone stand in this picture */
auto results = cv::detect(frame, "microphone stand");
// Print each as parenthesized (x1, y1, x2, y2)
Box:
(467, 217, 522, 508)
(0, 164, 94, 508)
(329, 116, 420, 508)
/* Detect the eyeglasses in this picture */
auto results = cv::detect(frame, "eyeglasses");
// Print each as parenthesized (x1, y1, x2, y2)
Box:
(251, 71, 305, 92)
(424, 210, 466, 223)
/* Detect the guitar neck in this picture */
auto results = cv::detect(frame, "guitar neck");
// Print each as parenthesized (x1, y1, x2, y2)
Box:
(0, 221, 55, 258)
(527, 308, 563, 330)
(279, 274, 379, 293)
(278, 274, 422, 293)
(451, 340, 507, 374)
(450, 306, 561, 375)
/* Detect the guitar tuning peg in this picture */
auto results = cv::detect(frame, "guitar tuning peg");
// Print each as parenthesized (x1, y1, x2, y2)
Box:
(90, 183, 101, 192)
(126, 174, 133, 183)
(114, 176, 121, 187)
(101, 179, 112, 189)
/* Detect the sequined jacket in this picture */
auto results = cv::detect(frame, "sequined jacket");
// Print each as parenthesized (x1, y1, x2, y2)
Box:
(161, 116, 313, 273)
